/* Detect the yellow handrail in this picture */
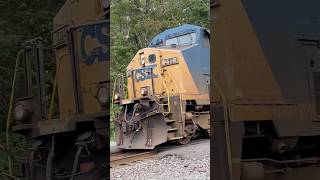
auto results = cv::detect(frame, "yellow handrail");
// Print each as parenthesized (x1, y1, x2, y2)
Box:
(111, 73, 126, 106)
(111, 75, 118, 106)
(166, 71, 184, 119)
(6, 49, 24, 176)
(159, 69, 171, 113)
(48, 53, 68, 121)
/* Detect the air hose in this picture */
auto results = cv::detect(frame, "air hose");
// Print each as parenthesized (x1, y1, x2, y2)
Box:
(69, 146, 84, 180)
(46, 136, 55, 180)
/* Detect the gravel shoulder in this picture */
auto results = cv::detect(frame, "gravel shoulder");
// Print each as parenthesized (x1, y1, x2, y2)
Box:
(111, 140, 210, 180)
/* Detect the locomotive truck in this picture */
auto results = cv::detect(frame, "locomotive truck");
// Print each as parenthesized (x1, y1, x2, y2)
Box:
(113, 24, 210, 149)
(211, 0, 320, 180)
(5, 0, 109, 179)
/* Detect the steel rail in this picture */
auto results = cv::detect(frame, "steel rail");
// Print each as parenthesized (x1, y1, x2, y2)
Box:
(110, 138, 209, 167)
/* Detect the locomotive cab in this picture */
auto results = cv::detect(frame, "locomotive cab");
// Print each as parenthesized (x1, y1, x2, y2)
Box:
(113, 24, 210, 149)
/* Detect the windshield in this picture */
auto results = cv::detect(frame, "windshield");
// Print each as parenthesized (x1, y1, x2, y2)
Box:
(165, 32, 197, 46)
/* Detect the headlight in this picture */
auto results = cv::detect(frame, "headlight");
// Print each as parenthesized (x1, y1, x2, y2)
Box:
(140, 87, 148, 96)
(97, 86, 108, 105)
(161, 57, 178, 67)
(114, 93, 121, 101)
(14, 101, 33, 122)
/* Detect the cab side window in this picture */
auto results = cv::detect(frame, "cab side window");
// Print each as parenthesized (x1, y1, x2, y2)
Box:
(203, 30, 210, 48)
(165, 33, 197, 46)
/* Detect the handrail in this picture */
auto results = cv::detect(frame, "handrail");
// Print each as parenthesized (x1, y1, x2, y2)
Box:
(6, 49, 24, 176)
(166, 71, 184, 119)
(164, 70, 185, 136)
(111, 75, 118, 106)
(111, 74, 125, 123)
(48, 53, 69, 121)
(112, 73, 125, 104)
(158, 69, 171, 113)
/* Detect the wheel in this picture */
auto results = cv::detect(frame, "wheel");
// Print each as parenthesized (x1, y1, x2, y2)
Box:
(177, 123, 197, 145)
(178, 136, 192, 145)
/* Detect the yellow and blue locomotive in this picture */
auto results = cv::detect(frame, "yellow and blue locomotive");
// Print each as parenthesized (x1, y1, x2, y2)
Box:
(113, 24, 210, 149)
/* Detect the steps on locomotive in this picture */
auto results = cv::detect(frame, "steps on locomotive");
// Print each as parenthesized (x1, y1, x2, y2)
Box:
(156, 96, 170, 114)
(165, 119, 176, 123)
(157, 96, 183, 140)
(168, 136, 183, 140)
(167, 127, 178, 131)
(166, 121, 183, 140)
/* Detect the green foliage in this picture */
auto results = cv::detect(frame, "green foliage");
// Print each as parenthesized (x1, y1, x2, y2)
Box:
(110, 0, 209, 139)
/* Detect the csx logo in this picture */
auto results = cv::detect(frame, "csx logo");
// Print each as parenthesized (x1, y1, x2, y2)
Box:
(135, 65, 158, 82)
(80, 22, 109, 65)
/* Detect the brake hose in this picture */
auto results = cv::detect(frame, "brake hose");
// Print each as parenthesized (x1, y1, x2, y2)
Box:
(69, 145, 84, 180)
(46, 137, 55, 180)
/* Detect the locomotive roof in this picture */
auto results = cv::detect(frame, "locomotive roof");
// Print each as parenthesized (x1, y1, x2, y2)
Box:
(148, 24, 208, 48)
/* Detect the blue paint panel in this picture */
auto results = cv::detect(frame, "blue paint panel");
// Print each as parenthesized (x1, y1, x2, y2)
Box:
(80, 21, 109, 65)
(182, 44, 210, 94)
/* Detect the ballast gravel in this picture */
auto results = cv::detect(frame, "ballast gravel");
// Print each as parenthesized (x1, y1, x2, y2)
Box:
(111, 140, 210, 180)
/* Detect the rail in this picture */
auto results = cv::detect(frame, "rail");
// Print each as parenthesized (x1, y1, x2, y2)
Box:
(110, 139, 209, 167)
